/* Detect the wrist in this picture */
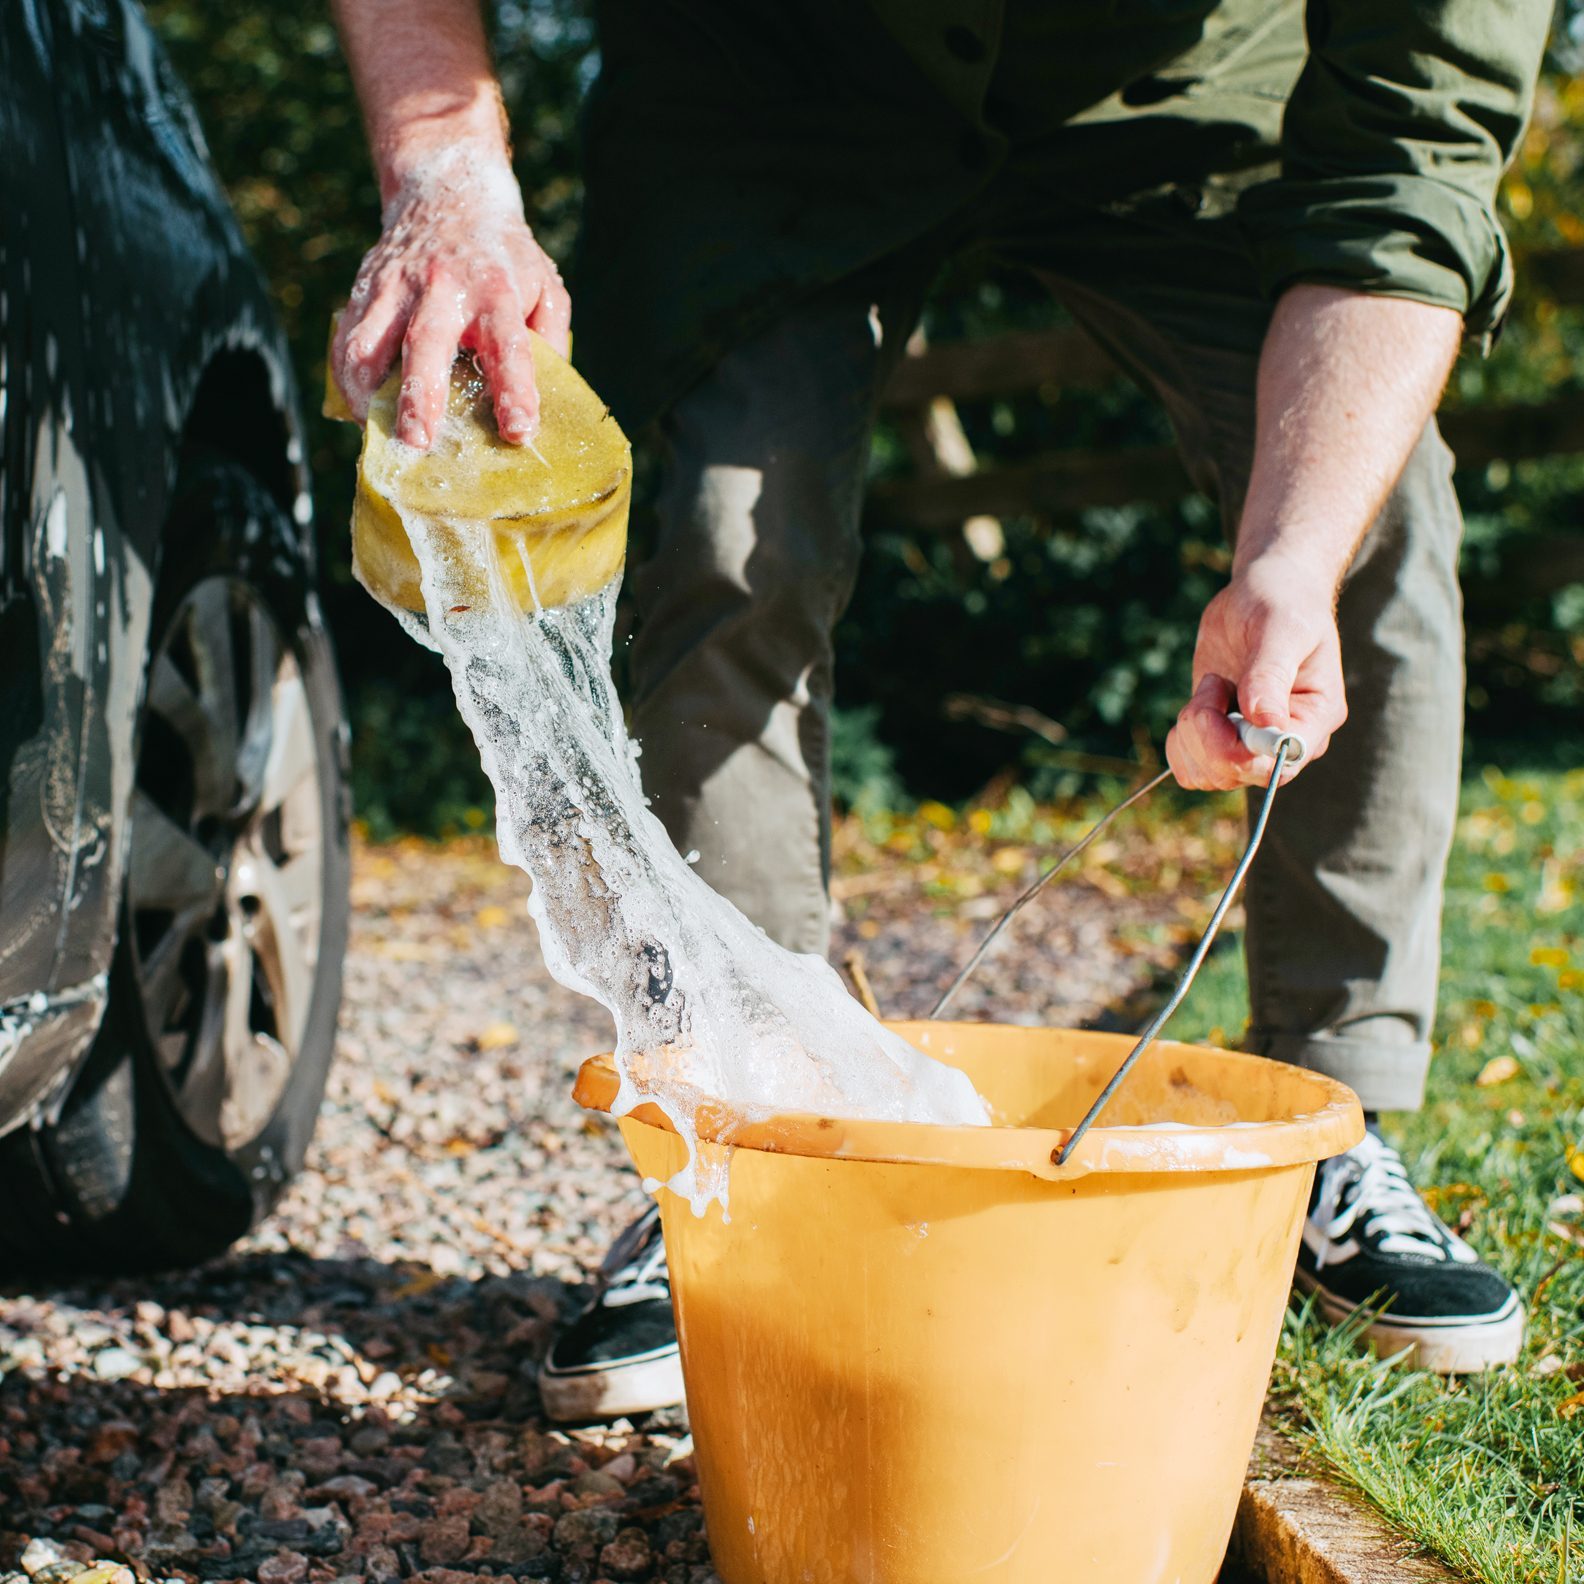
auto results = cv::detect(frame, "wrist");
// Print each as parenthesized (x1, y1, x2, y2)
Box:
(374, 83, 512, 207)
(1231, 525, 1349, 593)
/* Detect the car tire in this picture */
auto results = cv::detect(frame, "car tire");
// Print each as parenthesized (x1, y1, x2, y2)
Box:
(0, 453, 350, 1273)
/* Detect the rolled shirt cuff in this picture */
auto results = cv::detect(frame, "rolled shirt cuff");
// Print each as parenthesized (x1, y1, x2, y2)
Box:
(1237, 172, 1512, 340)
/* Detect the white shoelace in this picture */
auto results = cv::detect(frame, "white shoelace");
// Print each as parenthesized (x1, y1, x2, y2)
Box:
(1311, 1132, 1472, 1268)
(599, 1207, 671, 1308)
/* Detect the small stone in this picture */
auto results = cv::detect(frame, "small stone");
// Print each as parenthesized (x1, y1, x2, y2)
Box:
(348, 1427, 388, 1457)
(600, 1527, 654, 1580)
(313, 1475, 376, 1503)
(363, 1545, 401, 1583)
(571, 1470, 624, 1498)
(85, 1423, 139, 1465)
(90, 1347, 141, 1382)
(418, 1516, 470, 1567)
(19, 1540, 66, 1577)
(257, 1552, 309, 1584)
(553, 1507, 620, 1555)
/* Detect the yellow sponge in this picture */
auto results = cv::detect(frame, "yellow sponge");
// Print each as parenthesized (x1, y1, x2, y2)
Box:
(327, 325, 630, 614)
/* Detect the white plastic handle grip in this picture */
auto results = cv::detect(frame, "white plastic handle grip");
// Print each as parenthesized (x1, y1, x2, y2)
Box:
(1230, 712, 1307, 766)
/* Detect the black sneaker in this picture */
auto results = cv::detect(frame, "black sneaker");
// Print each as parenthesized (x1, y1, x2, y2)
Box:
(1296, 1128, 1524, 1373)
(539, 1203, 684, 1421)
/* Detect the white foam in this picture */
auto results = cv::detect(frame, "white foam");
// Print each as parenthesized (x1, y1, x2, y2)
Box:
(363, 431, 988, 1214)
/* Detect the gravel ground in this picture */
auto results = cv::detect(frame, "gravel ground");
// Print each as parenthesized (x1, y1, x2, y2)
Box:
(1, 809, 1237, 1584)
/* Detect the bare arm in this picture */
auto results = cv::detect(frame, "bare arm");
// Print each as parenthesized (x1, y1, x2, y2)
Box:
(1167, 284, 1462, 789)
(330, 0, 570, 447)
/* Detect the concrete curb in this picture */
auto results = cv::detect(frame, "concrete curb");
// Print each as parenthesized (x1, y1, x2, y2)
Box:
(1224, 1428, 1471, 1584)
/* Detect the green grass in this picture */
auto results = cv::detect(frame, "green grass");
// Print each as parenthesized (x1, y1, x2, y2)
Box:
(1170, 764, 1584, 1584)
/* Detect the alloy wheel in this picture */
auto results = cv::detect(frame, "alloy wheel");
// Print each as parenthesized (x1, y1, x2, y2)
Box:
(126, 576, 326, 1151)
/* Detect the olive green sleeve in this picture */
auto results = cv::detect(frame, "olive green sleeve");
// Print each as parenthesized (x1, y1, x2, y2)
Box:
(1238, 0, 1552, 336)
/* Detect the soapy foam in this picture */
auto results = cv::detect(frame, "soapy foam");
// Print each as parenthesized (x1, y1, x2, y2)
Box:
(360, 426, 989, 1214)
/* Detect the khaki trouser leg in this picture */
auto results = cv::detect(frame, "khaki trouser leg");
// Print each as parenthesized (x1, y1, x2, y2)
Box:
(1240, 427, 1464, 1111)
(628, 273, 929, 954)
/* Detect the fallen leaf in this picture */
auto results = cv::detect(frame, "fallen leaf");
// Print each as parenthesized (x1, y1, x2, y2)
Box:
(1556, 1390, 1584, 1420)
(472, 1021, 519, 1052)
(388, 1270, 445, 1300)
(1530, 945, 1569, 968)
(1476, 1055, 1521, 1087)
(991, 846, 1027, 876)
(475, 904, 511, 929)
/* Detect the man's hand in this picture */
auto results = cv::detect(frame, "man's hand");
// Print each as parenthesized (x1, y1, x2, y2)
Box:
(1167, 284, 1462, 790)
(332, 149, 570, 448)
(330, 0, 569, 449)
(1166, 556, 1345, 790)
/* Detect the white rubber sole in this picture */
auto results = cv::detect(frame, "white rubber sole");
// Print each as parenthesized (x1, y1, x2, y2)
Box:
(1295, 1269, 1526, 1374)
(538, 1347, 686, 1423)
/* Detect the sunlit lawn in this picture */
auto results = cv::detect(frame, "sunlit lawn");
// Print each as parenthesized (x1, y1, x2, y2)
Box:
(1170, 764, 1584, 1584)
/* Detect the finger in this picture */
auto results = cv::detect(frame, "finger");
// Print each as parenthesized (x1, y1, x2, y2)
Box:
(526, 266, 572, 358)
(1239, 653, 1301, 732)
(1186, 673, 1263, 789)
(1284, 689, 1346, 775)
(335, 276, 413, 420)
(1169, 677, 1228, 789)
(1165, 724, 1209, 791)
(469, 302, 541, 443)
(398, 289, 467, 449)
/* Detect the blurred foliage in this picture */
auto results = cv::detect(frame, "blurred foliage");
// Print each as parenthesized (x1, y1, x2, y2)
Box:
(146, 0, 1583, 831)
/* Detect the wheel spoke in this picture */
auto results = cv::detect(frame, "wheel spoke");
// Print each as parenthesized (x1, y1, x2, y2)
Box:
(242, 847, 317, 1046)
(176, 937, 239, 1126)
(128, 789, 222, 915)
(257, 663, 316, 821)
(146, 651, 236, 818)
(221, 1032, 291, 1150)
(182, 581, 242, 812)
(136, 917, 198, 1035)
(234, 605, 282, 816)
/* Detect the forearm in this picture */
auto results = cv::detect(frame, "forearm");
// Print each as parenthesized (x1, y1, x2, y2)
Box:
(1236, 284, 1463, 588)
(331, 0, 510, 202)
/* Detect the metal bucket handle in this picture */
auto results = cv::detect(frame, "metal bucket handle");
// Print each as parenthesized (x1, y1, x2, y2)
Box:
(928, 715, 1306, 1168)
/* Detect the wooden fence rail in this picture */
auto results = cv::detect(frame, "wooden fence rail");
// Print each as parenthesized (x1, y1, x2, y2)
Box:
(871, 247, 1584, 608)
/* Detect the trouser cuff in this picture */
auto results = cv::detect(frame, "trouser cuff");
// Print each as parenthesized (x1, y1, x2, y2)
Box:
(1245, 1029, 1431, 1114)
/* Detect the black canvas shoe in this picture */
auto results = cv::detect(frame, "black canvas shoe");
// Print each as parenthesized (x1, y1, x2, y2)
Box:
(539, 1203, 684, 1421)
(1296, 1129, 1524, 1373)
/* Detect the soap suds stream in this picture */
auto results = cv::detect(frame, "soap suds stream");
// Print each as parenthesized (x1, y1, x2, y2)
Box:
(359, 428, 988, 1213)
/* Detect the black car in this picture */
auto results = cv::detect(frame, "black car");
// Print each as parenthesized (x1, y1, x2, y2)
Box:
(0, 0, 349, 1269)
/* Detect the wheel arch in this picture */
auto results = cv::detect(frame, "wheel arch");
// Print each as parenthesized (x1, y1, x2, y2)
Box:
(173, 345, 315, 572)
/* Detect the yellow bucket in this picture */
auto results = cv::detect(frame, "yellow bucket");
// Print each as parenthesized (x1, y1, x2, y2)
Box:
(574, 1022, 1362, 1584)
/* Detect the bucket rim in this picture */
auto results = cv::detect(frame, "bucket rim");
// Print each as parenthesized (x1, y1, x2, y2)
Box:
(572, 1021, 1364, 1180)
